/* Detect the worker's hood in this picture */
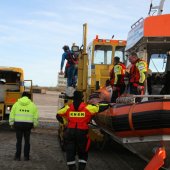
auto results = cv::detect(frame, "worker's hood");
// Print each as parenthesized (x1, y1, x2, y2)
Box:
(18, 96, 31, 106)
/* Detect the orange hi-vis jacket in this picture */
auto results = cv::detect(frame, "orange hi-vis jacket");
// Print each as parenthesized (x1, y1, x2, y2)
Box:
(130, 59, 147, 86)
(57, 103, 99, 130)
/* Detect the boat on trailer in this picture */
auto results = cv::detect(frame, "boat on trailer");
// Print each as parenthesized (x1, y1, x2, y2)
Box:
(93, 1, 170, 169)
(94, 97, 170, 168)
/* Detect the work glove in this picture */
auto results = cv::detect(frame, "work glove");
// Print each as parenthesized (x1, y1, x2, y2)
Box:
(59, 70, 64, 75)
(137, 85, 144, 95)
(56, 114, 64, 124)
(137, 85, 144, 91)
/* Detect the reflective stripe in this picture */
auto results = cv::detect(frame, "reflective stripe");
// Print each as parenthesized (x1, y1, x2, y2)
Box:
(9, 122, 14, 125)
(15, 113, 33, 117)
(138, 65, 145, 70)
(78, 160, 87, 163)
(114, 65, 122, 74)
(99, 103, 108, 107)
(9, 118, 14, 121)
(9, 118, 14, 124)
(14, 120, 33, 123)
(67, 161, 76, 165)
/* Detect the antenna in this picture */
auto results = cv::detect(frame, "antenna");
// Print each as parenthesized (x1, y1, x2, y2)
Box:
(148, 0, 153, 15)
(148, 0, 166, 16)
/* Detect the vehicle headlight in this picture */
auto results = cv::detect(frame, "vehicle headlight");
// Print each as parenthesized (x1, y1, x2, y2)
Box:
(7, 106, 11, 111)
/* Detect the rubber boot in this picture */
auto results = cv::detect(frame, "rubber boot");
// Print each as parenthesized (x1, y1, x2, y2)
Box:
(68, 164, 76, 170)
(78, 163, 86, 170)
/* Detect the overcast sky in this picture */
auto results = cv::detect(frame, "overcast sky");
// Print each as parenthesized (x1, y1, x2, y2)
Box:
(0, 0, 170, 86)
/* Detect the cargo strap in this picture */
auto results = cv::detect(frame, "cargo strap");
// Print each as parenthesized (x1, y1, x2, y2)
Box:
(128, 103, 136, 130)
(86, 134, 91, 152)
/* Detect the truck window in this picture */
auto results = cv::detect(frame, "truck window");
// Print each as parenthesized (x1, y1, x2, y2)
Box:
(115, 46, 125, 63)
(94, 45, 112, 64)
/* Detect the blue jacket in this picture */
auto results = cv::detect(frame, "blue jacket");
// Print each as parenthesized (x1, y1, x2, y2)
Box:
(60, 50, 73, 70)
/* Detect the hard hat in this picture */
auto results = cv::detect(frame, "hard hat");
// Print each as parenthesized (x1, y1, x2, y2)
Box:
(62, 45, 69, 51)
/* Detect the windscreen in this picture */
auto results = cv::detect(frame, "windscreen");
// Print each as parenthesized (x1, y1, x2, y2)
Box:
(149, 54, 167, 73)
(115, 46, 125, 62)
(94, 45, 112, 64)
(0, 71, 21, 83)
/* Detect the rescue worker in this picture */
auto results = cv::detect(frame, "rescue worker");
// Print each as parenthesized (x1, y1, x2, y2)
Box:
(9, 92, 39, 161)
(147, 68, 152, 95)
(56, 90, 108, 170)
(111, 57, 126, 102)
(128, 52, 147, 101)
(60, 45, 78, 93)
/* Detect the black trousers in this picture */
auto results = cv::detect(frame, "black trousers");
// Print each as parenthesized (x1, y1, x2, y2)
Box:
(15, 127, 31, 158)
(111, 83, 126, 103)
(64, 128, 88, 167)
(129, 83, 142, 102)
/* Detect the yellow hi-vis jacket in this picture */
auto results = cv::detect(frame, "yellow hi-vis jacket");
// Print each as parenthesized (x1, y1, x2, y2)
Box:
(130, 59, 147, 86)
(114, 63, 126, 86)
(9, 96, 39, 128)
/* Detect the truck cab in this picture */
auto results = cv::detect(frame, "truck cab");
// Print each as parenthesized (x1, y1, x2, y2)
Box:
(87, 35, 126, 92)
(76, 24, 126, 101)
(0, 67, 32, 122)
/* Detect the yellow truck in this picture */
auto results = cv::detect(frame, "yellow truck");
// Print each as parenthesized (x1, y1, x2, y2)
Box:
(76, 24, 126, 101)
(0, 67, 32, 122)
(57, 24, 126, 148)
